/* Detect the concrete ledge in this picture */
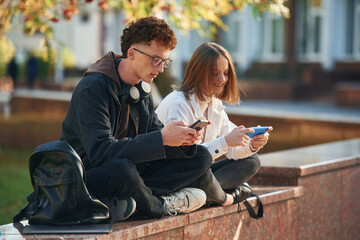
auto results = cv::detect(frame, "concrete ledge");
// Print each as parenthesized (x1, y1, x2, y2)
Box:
(0, 186, 302, 240)
(335, 82, 360, 107)
(0, 92, 11, 118)
(250, 138, 360, 240)
(10, 89, 72, 117)
(1, 139, 358, 239)
(251, 138, 360, 185)
(9, 85, 162, 116)
(3, 91, 360, 152)
(240, 81, 292, 100)
(12, 89, 73, 101)
(227, 103, 360, 153)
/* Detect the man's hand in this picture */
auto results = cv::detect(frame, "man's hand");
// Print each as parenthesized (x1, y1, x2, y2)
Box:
(250, 126, 273, 150)
(224, 125, 254, 147)
(161, 121, 202, 146)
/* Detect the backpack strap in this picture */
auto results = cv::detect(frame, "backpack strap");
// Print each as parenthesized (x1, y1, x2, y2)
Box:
(243, 193, 264, 219)
(13, 205, 28, 223)
(13, 191, 37, 233)
(13, 204, 29, 233)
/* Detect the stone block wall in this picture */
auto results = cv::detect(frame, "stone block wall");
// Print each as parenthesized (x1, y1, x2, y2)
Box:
(335, 82, 360, 107)
(1, 139, 358, 239)
(251, 139, 360, 240)
(0, 186, 303, 239)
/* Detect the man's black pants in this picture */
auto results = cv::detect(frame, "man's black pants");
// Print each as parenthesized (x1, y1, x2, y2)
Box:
(85, 145, 226, 218)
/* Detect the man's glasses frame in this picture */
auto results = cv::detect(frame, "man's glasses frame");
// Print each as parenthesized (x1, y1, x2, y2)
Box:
(133, 48, 172, 69)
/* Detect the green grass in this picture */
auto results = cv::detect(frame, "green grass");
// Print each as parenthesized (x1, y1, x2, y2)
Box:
(0, 145, 34, 225)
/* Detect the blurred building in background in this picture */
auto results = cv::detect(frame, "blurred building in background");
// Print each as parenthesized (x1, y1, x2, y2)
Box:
(181, 0, 360, 103)
(5, 0, 360, 104)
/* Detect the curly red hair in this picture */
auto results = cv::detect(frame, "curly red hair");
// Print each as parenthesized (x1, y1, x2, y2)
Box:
(121, 16, 177, 58)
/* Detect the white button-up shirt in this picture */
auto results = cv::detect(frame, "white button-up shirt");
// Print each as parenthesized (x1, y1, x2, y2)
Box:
(156, 91, 257, 161)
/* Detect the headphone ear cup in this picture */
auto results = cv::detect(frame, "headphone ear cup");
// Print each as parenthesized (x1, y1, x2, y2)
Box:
(121, 84, 140, 103)
(128, 86, 140, 103)
(137, 81, 151, 100)
(123, 81, 151, 104)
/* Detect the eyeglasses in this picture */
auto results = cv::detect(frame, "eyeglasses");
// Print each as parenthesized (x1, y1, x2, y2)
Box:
(133, 48, 172, 69)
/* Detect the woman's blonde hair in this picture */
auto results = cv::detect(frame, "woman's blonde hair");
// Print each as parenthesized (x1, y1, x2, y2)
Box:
(176, 42, 240, 104)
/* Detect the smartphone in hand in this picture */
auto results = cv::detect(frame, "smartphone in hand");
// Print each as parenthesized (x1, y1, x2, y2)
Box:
(189, 120, 210, 131)
(245, 126, 270, 138)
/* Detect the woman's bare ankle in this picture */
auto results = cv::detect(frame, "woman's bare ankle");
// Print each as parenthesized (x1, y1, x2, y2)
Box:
(221, 193, 234, 206)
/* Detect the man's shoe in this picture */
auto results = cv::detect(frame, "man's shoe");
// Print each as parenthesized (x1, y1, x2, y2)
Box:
(161, 188, 206, 215)
(108, 196, 136, 222)
(230, 183, 253, 203)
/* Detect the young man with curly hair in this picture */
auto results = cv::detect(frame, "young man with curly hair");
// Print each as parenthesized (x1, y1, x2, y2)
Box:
(60, 17, 227, 221)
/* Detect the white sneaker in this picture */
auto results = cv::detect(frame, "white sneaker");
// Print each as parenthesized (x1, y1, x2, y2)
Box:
(161, 188, 206, 215)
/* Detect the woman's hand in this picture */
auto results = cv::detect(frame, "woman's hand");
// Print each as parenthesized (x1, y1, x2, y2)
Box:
(224, 125, 253, 147)
(250, 126, 273, 150)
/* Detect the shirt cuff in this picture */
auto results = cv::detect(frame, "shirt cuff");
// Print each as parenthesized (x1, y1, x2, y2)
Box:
(249, 139, 260, 152)
(203, 136, 229, 161)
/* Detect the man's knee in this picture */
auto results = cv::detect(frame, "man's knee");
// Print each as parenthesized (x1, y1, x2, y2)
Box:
(194, 145, 213, 171)
(108, 159, 142, 187)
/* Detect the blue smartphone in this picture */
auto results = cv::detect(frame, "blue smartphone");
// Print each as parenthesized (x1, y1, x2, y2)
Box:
(245, 126, 270, 138)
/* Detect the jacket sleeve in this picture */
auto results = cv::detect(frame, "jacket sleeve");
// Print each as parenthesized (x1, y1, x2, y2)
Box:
(146, 94, 197, 159)
(76, 84, 166, 167)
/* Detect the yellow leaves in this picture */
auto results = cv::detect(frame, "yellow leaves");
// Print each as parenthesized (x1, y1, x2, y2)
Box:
(110, 0, 289, 40)
(168, 0, 234, 38)
(0, 8, 11, 36)
(35, 37, 55, 62)
(1, 0, 290, 61)
(99, 1, 110, 11)
(248, 0, 290, 18)
(1, 0, 80, 36)
(0, 0, 81, 60)
(111, 0, 161, 23)
(311, 0, 322, 8)
(63, 0, 79, 20)
(232, 0, 248, 10)
(0, 35, 16, 64)
(268, 0, 290, 18)
(62, 47, 76, 68)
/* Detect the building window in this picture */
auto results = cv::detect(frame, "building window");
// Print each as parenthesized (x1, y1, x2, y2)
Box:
(189, 31, 204, 52)
(222, 13, 241, 54)
(260, 12, 285, 61)
(297, 0, 324, 59)
(357, 1, 360, 57)
(345, 0, 360, 58)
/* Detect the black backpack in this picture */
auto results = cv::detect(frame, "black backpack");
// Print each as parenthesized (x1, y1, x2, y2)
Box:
(13, 141, 109, 225)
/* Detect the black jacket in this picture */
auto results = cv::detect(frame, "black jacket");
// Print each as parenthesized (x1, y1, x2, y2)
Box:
(61, 52, 194, 170)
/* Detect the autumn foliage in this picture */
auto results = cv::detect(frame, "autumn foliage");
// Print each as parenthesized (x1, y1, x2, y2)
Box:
(0, 0, 289, 51)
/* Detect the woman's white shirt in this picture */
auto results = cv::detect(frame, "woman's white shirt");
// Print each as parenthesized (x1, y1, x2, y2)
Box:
(155, 91, 257, 161)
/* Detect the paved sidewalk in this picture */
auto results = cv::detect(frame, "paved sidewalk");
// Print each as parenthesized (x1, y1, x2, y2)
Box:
(12, 88, 73, 101)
